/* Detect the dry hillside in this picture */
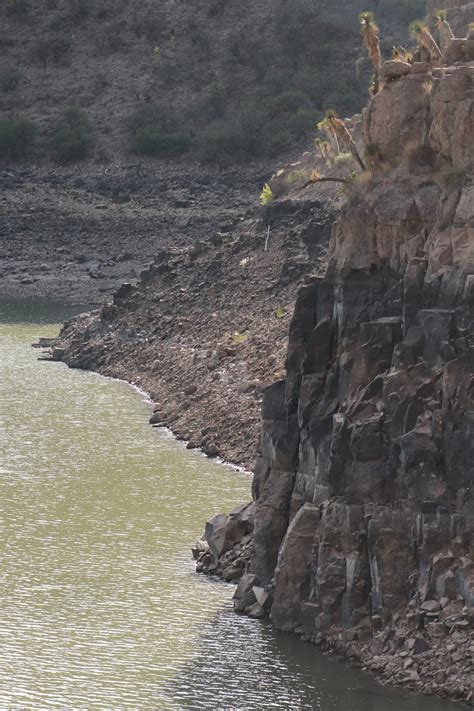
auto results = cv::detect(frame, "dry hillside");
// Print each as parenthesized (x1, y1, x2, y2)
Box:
(1, 0, 426, 165)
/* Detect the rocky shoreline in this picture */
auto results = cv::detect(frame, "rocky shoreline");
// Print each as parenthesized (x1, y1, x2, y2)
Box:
(48, 191, 337, 469)
(193, 504, 473, 705)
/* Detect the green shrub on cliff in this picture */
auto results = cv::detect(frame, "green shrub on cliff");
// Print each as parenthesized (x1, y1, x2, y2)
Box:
(259, 183, 273, 206)
(0, 118, 36, 160)
(49, 108, 93, 163)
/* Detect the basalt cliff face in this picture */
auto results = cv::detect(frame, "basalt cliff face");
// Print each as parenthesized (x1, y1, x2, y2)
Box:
(227, 51, 474, 702)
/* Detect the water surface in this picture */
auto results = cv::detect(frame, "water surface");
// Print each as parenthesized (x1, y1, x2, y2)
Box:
(0, 300, 458, 710)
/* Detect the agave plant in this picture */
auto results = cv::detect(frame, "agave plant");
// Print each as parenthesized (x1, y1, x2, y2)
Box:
(359, 11, 382, 94)
(410, 20, 442, 63)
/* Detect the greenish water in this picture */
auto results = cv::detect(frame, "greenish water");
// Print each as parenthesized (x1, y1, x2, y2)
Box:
(0, 300, 459, 710)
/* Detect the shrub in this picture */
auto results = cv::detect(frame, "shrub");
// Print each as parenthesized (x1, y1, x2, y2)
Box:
(202, 85, 228, 119)
(197, 120, 247, 165)
(331, 151, 354, 168)
(127, 102, 191, 157)
(6, 0, 29, 18)
(69, 0, 91, 23)
(127, 102, 176, 133)
(97, 22, 127, 54)
(130, 9, 164, 41)
(283, 168, 309, 186)
(271, 89, 309, 114)
(260, 183, 273, 206)
(0, 118, 36, 160)
(1, 69, 21, 92)
(439, 168, 467, 191)
(130, 128, 191, 157)
(32, 36, 70, 68)
(207, 0, 228, 18)
(189, 28, 213, 59)
(49, 108, 93, 163)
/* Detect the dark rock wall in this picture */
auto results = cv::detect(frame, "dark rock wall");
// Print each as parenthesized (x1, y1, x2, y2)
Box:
(247, 60, 474, 637)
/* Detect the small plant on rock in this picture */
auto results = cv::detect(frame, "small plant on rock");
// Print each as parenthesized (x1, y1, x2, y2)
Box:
(439, 167, 468, 191)
(259, 183, 274, 206)
(231, 331, 248, 344)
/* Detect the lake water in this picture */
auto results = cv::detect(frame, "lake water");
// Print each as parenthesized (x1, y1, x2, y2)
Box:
(0, 299, 459, 710)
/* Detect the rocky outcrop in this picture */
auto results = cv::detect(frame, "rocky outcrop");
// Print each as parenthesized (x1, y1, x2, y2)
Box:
(232, 58, 474, 703)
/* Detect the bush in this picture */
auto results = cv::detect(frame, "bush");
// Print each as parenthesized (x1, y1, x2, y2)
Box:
(127, 102, 176, 133)
(130, 9, 164, 40)
(127, 102, 191, 158)
(1, 69, 21, 92)
(32, 36, 71, 68)
(271, 89, 309, 114)
(0, 118, 36, 160)
(439, 167, 467, 191)
(6, 0, 29, 18)
(69, 0, 91, 23)
(49, 108, 93, 163)
(130, 128, 191, 157)
(197, 120, 248, 165)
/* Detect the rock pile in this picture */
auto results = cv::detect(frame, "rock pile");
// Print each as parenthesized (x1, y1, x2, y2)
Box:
(192, 502, 256, 582)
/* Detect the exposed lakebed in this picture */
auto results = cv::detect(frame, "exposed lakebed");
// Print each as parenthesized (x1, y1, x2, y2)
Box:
(0, 299, 459, 710)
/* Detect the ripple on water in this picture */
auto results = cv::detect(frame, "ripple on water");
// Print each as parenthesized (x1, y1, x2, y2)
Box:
(0, 311, 460, 711)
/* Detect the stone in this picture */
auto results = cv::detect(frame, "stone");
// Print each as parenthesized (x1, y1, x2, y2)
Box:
(421, 600, 441, 613)
(204, 442, 220, 457)
(380, 60, 411, 82)
(252, 586, 269, 608)
(183, 384, 197, 396)
(191, 540, 209, 559)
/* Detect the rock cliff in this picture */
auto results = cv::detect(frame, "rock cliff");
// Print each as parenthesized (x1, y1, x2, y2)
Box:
(50, 12, 474, 704)
(227, 42, 474, 705)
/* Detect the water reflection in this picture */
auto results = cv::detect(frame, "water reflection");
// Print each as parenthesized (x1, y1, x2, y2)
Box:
(0, 296, 88, 324)
(168, 596, 458, 711)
